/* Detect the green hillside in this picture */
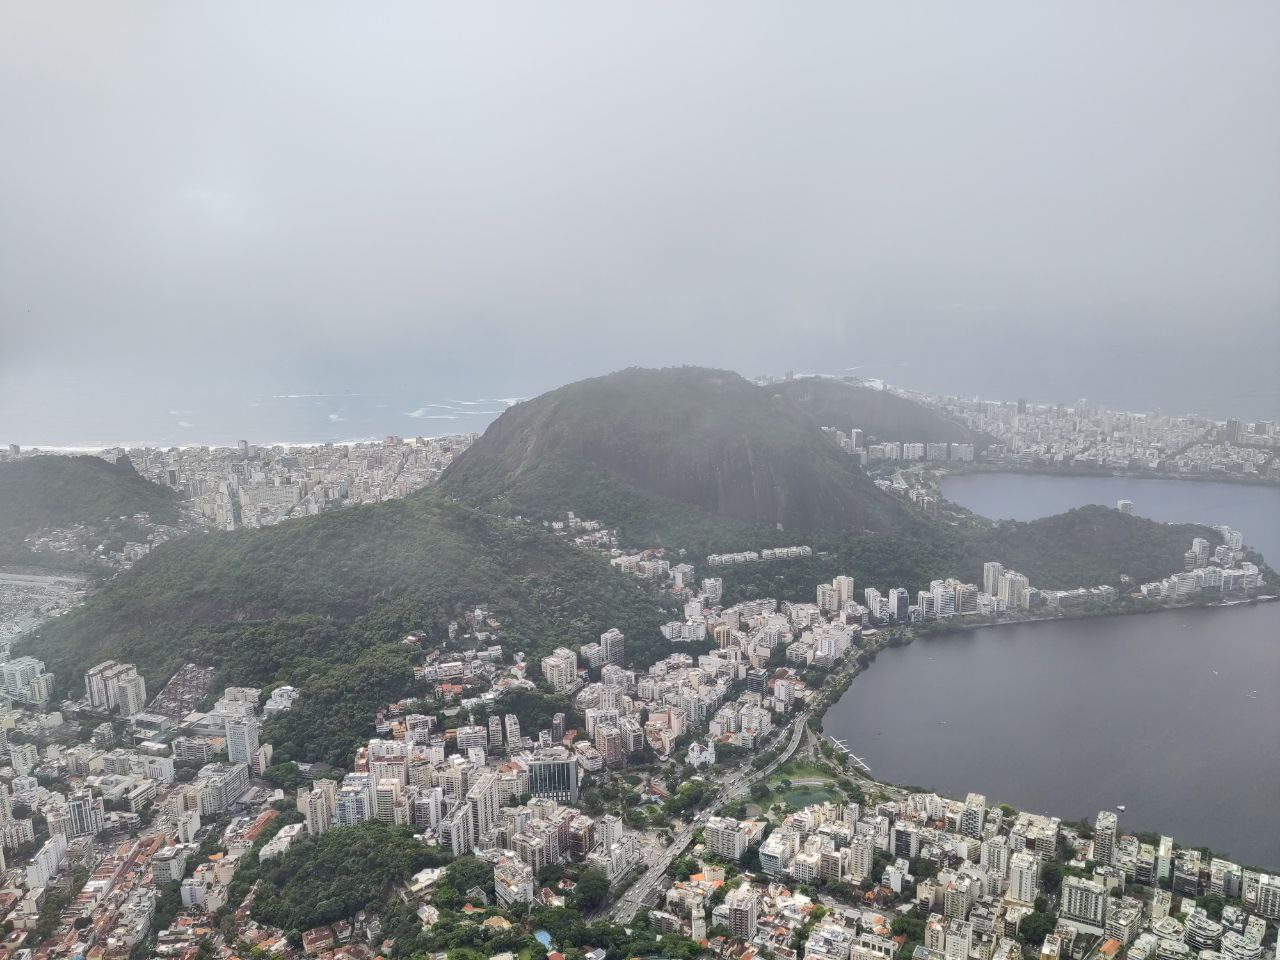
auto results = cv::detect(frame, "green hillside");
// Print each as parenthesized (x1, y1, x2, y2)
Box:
(960, 506, 1218, 590)
(715, 505, 1217, 603)
(0, 455, 180, 568)
(14, 378, 1229, 771)
(774, 377, 987, 447)
(20, 493, 672, 765)
(438, 367, 925, 550)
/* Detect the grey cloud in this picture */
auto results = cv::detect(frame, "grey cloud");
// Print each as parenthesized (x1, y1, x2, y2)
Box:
(2, 0, 1278, 443)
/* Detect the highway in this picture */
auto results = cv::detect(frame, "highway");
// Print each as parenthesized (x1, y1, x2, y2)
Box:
(605, 710, 811, 924)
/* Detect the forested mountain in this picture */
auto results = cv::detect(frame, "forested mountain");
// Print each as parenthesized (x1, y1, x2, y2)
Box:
(712, 505, 1217, 604)
(0, 455, 179, 567)
(774, 376, 987, 447)
(16, 378, 1225, 768)
(438, 367, 925, 549)
(19, 493, 671, 764)
(960, 506, 1217, 590)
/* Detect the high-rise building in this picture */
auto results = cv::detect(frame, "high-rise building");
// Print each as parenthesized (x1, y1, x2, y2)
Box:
(1008, 852, 1040, 904)
(26, 834, 68, 890)
(1, 656, 53, 705)
(375, 779, 406, 825)
(225, 716, 260, 765)
(847, 835, 875, 880)
(983, 562, 1004, 597)
(410, 786, 444, 830)
(528, 747, 579, 802)
(114, 670, 148, 716)
(439, 803, 473, 856)
(1116, 500, 1134, 515)
(541, 648, 579, 691)
(599, 628, 626, 666)
(888, 587, 911, 621)
(1093, 811, 1118, 867)
(705, 816, 758, 861)
(85, 661, 148, 716)
(1061, 876, 1107, 932)
(1184, 908, 1224, 951)
(66, 789, 106, 838)
(1221, 932, 1264, 960)
(466, 773, 499, 843)
(725, 885, 759, 939)
(335, 777, 373, 827)
(1253, 874, 1280, 919)
(959, 794, 986, 838)
(998, 571, 1030, 609)
(980, 835, 1010, 879)
(196, 762, 250, 817)
(594, 725, 624, 766)
(833, 576, 856, 607)
(503, 713, 521, 746)
(454, 724, 488, 753)
(300, 779, 337, 835)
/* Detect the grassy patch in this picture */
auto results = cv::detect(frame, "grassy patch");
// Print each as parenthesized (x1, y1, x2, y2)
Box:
(779, 785, 844, 808)
(768, 758, 835, 783)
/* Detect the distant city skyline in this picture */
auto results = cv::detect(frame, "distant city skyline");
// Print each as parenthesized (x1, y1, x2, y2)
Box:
(5, 363, 1278, 452)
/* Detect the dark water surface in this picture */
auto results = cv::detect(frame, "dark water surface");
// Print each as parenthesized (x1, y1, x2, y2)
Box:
(825, 474, 1280, 867)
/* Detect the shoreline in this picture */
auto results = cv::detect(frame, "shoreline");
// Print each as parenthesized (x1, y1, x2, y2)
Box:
(936, 463, 1280, 490)
(2, 431, 478, 456)
(814, 598, 1278, 870)
(902, 592, 1274, 638)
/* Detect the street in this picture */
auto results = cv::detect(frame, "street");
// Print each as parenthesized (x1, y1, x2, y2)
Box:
(606, 710, 811, 924)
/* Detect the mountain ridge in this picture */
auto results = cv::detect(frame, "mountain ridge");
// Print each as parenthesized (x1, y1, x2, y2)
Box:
(0, 454, 180, 570)
(439, 366, 927, 548)
(773, 376, 988, 447)
(20, 493, 672, 764)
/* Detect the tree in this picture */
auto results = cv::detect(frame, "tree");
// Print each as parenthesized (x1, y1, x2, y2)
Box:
(249, 822, 449, 931)
(671, 857, 699, 880)
(445, 855, 493, 895)
(573, 869, 610, 911)
(262, 762, 305, 790)
(1042, 862, 1064, 893)
(891, 914, 925, 940)
(1196, 894, 1225, 921)
(1020, 911, 1056, 947)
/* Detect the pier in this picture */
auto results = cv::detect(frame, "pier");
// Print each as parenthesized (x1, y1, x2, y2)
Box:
(822, 734, 872, 776)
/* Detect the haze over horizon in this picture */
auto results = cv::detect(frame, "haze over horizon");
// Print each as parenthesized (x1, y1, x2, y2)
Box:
(3, 1, 1279, 446)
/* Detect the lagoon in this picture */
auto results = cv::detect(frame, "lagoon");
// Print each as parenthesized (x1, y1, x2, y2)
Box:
(825, 474, 1280, 867)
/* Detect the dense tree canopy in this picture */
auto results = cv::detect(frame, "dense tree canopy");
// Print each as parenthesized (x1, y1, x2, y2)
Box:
(572, 868, 610, 911)
(22, 493, 673, 765)
(250, 822, 448, 932)
(0, 454, 179, 569)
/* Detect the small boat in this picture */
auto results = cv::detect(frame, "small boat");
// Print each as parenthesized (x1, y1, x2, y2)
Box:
(1116, 804, 1126, 812)
(937, 720, 948, 725)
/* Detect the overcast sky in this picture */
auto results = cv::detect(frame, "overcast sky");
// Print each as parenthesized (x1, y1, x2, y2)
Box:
(2, 1, 1278, 444)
